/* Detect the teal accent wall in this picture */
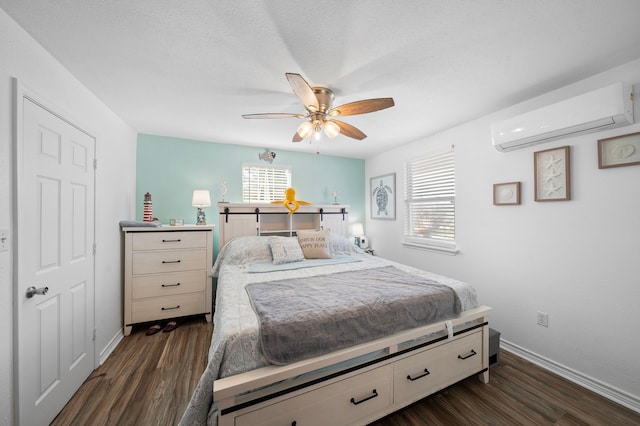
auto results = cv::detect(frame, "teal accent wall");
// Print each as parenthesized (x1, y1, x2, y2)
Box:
(136, 134, 365, 255)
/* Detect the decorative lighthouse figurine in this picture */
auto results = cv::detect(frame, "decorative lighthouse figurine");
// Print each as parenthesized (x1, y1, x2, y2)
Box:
(143, 192, 153, 222)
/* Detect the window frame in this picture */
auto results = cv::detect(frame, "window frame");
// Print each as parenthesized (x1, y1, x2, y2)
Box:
(242, 163, 292, 203)
(402, 148, 457, 255)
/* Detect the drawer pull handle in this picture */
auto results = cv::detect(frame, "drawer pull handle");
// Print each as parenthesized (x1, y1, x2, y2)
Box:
(162, 239, 182, 242)
(458, 349, 477, 360)
(407, 368, 430, 381)
(161, 305, 180, 311)
(162, 260, 181, 264)
(350, 389, 378, 405)
(161, 283, 181, 288)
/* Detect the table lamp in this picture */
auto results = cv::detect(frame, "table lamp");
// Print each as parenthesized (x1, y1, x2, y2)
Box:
(352, 223, 369, 249)
(192, 190, 211, 225)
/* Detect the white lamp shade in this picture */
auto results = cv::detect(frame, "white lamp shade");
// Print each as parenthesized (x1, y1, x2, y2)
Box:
(297, 121, 315, 139)
(192, 190, 211, 207)
(324, 120, 340, 138)
(352, 223, 364, 236)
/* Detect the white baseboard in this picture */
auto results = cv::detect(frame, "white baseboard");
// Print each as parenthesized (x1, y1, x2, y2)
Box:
(501, 339, 640, 414)
(98, 329, 123, 366)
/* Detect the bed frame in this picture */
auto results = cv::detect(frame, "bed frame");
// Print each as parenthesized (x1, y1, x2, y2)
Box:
(214, 305, 491, 426)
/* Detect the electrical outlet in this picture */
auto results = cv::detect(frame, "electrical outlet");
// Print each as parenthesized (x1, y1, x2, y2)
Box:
(537, 311, 549, 327)
(0, 230, 8, 252)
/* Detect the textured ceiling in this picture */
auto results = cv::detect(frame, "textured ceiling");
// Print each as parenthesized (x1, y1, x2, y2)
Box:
(3, 0, 640, 158)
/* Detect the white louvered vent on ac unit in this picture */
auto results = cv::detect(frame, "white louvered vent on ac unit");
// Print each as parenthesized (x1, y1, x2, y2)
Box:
(491, 83, 634, 152)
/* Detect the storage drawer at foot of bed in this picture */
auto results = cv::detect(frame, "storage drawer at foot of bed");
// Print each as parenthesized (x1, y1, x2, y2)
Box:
(394, 330, 483, 403)
(130, 293, 207, 323)
(235, 364, 393, 426)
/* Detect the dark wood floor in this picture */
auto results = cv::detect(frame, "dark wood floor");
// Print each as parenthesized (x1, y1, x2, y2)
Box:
(52, 317, 640, 425)
(372, 353, 640, 426)
(51, 315, 214, 426)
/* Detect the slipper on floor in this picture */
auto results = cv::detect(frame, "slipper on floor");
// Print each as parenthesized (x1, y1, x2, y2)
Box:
(163, 321, 178, 333)
(145, 324, 162, 336)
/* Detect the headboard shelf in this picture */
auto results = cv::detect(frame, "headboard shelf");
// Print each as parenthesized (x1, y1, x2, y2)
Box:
(218, 203, 350, 246)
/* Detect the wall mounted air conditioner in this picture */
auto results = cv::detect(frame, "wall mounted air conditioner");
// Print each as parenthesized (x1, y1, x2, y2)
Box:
(491, 83, 634, 152)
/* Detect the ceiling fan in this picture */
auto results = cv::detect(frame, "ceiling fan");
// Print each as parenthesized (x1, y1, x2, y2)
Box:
(242, 73, 395, 142)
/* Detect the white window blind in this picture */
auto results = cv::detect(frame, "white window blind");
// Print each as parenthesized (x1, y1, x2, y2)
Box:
(403, 149, 456, 254)
(242, 163, 292, 202)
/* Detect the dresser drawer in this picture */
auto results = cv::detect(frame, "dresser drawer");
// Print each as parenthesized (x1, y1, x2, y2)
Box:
(394, 331, 483, 403)
(132, 231, 208, 251)
(236, 364, 393, 426)
(132, 249, 206, 275)
(130, 292, 207, 323)
(132, 270, 207, 299)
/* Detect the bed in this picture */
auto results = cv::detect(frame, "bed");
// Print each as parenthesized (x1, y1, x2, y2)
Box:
(180, 234, 491, 426)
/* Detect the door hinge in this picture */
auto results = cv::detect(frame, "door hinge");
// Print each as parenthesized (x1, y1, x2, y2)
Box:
(94, 158, 97, 170)
(92, 329, 96, 341)
(93, 243, 96, 255)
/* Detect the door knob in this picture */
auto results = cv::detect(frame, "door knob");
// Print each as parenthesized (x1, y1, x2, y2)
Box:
(26, 286, 49, 298)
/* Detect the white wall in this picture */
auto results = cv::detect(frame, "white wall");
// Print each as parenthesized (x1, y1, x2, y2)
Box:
(0, 9, 137, 425)
(366, 59, 640, 411)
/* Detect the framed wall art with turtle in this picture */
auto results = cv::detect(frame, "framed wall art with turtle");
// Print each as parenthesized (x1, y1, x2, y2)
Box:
(370, 173, 396, 220)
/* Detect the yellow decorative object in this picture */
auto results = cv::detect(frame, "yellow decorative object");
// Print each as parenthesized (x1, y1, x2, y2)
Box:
(271, 187, 311, 214)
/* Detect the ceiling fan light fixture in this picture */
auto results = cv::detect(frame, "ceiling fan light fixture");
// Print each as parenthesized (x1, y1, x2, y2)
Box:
(244, 73, 394, 146)
(297, 121, 315, 139)
(324, 120, 340, 138)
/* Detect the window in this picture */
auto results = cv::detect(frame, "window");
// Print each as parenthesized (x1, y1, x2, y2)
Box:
(242, 163, 292, 202)
(403, 148, 456, 254)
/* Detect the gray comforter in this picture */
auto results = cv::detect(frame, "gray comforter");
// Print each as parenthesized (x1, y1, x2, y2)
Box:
(247, 265, 461, 365)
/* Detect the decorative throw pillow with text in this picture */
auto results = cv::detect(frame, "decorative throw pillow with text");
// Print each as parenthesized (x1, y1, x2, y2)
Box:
(297, 229, 332, 259)
(269, 237, 305, 265)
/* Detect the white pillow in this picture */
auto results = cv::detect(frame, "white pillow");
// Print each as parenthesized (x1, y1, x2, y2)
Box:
(269, 237, 305, 265)
(296, 229, 332, 259)
(329, 232, 362, 255)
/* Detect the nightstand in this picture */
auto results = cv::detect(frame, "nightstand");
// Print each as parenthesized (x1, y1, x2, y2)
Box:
(122, 225, 214, 336)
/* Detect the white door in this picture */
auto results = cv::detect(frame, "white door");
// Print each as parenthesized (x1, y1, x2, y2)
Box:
(15, 95, 96, 425)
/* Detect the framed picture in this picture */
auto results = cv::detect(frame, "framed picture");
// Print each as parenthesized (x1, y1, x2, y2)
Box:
(598, 131, 640, 169)
(534, 145, 570, 202)
(493, 181, 521, 205)
(370, 173, 396, 220)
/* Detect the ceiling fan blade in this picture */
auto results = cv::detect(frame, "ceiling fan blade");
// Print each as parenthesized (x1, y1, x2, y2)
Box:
(332, 119, 367, 140)
(292, 131, 304, 142)
(328, 98, 395, 117)
(242, 113, 305, 119)
(285, 73, 320, 112)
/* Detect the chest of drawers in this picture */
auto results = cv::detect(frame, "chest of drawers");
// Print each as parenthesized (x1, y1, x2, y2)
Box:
(122, 225, 214, 336)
